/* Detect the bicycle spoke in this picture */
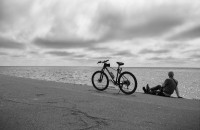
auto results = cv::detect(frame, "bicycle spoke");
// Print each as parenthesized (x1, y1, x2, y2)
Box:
(92, 71, 109, 91)
(118, 71, 137, 94)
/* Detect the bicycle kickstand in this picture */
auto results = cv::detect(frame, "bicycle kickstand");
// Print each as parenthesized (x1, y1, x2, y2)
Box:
(117, 89, 121, 94)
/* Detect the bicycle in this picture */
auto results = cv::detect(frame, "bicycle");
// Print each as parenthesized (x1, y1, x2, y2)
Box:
(91, 60, 137, 95)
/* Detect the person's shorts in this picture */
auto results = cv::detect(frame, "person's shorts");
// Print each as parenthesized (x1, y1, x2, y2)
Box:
(157, 91, 170, 97)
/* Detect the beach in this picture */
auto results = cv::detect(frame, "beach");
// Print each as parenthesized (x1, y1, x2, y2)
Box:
(0, 66, 200, 99)
(0, 74, 199, 130)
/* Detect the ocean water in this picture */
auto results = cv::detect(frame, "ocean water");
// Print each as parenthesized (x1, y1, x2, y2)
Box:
(0, 66, 199, 99)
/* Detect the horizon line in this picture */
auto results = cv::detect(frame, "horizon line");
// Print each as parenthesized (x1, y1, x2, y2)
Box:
(0, 65, 199, 69)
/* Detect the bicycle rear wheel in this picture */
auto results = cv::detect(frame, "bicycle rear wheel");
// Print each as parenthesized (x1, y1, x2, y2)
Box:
(118, 71, 137, 95)
(92, 71, 109, 91)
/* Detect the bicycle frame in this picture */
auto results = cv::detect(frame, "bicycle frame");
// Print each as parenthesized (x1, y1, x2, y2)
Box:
(92, 60, 138, 95)
(100, 64, 122, 85)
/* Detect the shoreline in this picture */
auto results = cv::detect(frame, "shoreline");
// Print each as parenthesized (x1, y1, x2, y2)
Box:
(0, 73, 199, 100)
(0, 74, 200, 130)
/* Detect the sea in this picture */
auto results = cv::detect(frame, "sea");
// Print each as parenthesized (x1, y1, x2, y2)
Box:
(0, 66, 199, 100)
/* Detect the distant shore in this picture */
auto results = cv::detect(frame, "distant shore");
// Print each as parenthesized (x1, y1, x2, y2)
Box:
(0, 74, 199, 130)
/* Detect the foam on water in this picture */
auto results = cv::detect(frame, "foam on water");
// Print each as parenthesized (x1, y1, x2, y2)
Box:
(0, 66, 199, 99)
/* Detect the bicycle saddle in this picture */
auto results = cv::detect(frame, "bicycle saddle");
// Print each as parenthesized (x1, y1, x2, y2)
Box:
(116, 62, 124, 66)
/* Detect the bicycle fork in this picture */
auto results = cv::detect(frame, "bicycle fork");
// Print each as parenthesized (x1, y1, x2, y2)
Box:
(98, 72, 104, 83)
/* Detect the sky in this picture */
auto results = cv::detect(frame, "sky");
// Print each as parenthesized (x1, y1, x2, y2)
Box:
(0, 0, 200, 67)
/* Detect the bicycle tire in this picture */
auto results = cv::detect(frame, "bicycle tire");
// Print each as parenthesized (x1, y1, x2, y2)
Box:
(91, 71, 109, 91)
(118, 71, 137, 95)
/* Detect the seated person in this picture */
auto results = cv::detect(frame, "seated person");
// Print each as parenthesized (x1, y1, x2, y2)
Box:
(143, 71, 182, 98)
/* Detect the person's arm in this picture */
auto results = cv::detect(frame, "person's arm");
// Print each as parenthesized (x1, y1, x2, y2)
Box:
(174, 79, 182, 98)
(175, 86, 182, 98)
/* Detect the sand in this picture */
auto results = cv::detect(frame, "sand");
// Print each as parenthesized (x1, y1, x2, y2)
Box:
(0, 74, 199, 130)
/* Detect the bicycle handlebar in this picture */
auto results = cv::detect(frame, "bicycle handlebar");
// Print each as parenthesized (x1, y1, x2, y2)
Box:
(97, 60, 109, 64)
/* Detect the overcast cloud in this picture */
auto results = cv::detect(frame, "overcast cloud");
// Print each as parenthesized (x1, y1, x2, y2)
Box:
(0, 0, 200, 67)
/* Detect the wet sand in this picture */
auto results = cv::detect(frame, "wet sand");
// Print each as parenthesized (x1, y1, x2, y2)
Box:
(0, 74, 199, 130)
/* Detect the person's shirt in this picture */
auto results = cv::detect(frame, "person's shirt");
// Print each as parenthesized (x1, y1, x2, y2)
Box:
(163, 78, 178, 95)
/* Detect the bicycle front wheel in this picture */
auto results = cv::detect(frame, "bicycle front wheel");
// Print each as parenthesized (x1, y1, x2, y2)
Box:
(118, 71, 137, 95)
(92, 71, 109, 91)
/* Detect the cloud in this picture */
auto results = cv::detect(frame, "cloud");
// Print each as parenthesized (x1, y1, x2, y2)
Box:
(45, 51, 73, 56)
(87, 46, 113, 52)
(0, 0, 33, 31)
(11, 54, 26, 58)
(85, 45, 136, 59)
(33, 37, 98, 49)
(0, 52, 8, 55)
(168, 25, 200, 41)
(45, 51, 88, 59)
(126, 16, 183, 38)
(90, 1, 187, 42)
(182, 48, 200, 60)
(139, 49, 170, 54)
(161, 42, 188, 50)
(113, 50, 135, 57)
(45, 49, 134, 60)
(182, 48, 200, 54)
(91, 56, 113, 60)
(190, 54, 200, 59)
(0, 36, 25, 49)
(148, 56, 188, 64)
(28, 51, 39, 55)
(0, 0, 200, 67)
(32, 0, 193, 49)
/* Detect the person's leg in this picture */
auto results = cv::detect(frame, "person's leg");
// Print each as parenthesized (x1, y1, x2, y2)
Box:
(142, 87, 147, 93)
(143, 84, 162, 94)
(145, 84, 162, 95)
(157, 92, 170, 97)
(149, 85, 162, 91)
(143, 84, 151, 93)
